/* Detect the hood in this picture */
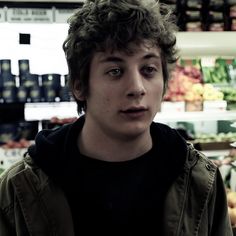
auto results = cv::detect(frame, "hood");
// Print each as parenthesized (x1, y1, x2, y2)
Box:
(150, 122, 188, 170)
(28, 117, 188, 180)
(28, 116, 85, 179)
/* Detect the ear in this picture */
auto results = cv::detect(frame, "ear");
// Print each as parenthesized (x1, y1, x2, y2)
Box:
(73, 80, 86, 101)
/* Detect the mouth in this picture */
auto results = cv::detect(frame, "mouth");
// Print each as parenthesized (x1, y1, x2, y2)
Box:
(120, 107, 148, 118)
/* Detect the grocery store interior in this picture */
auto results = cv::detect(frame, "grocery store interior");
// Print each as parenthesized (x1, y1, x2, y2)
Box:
(0, 0, 236, 227)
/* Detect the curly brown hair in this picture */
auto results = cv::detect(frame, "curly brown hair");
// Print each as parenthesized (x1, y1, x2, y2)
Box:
(63, 0, 178, 113)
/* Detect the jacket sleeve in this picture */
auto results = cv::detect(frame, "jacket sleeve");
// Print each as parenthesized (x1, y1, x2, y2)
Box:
(0, 161, 25, 236)
(208, 168, 233, 236)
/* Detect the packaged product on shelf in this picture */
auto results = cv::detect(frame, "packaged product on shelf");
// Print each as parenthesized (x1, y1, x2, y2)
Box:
(230, 5, 236, 17)
(186, 0, 202, 10)
(18, 59, 30, 81)
(184, 0, 203, 31)
(29, 85, 42, 102)
(41, 73, 61, 91)
(2, 85, 17, 103)
(20, 73, 39, 89)
(41, 73, 61, 99)
(42, 85, 57, 102)
(0, 59, 12, 75)
(17, 86, 28, 103)
(186, 21, 203, 31)
(0, 60, 17, 104)
(0, 73, 16, 88)
(207, 0, 226, 31)
(186, 10, 201, 21)
(209, 22, 224, 31)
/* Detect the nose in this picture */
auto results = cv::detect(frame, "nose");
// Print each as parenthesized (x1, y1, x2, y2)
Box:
(126, 72, 146, 98)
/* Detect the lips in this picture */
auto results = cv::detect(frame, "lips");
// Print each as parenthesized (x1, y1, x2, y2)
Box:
(120, 107, 148, 118)
(121, 106, 147, 113)
(123, 108, 146, 113)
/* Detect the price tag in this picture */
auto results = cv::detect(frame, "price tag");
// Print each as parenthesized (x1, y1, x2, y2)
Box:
(203, 100, 227, 111)
(7, 8, 53, 23)
(161, 101, 185, 112)
(55, 9, 75, 23)
(0, 8, 5, 22)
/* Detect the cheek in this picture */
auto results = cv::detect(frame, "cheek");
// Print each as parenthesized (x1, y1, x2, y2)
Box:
(152, 81, 164, 98)
(96, 90, 114, 111)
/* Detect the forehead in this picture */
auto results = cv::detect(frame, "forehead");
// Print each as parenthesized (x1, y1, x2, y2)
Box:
(94, 41, 161, 61)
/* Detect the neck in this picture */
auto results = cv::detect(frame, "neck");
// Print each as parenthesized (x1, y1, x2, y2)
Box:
(77, 122, 152, 162)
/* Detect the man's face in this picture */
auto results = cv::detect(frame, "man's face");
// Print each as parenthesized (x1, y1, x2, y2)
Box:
(78, 42, 164, 140)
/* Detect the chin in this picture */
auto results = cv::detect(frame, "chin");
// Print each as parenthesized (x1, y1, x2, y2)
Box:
(120, 123, 149, 138)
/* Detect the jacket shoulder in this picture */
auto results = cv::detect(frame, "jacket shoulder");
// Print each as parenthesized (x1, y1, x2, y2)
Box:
(0, 160, 27, 210)
(187, 142, 217, 172)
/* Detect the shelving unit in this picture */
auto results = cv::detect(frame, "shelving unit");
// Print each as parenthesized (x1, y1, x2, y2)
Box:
(24, 102, 78, 121)
(176, 32, 236, 58)
(22, 101, 236, 123)
(155, 110, 236, 123)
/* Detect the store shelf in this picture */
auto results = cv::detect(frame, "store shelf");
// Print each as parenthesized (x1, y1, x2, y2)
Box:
(23, 101, 236, 122)
(24, 102, 78, 121)
(231, 142, 236, 148)
(176, 32, 236, 58)
(154, 110, 236, 123)
(201, 149, 230, 158)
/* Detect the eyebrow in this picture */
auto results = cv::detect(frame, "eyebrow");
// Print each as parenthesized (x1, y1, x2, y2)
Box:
(99, 53, 161, 63)
(143, 53, 161, 60)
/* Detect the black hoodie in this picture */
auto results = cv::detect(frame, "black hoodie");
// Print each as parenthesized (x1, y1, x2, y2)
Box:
(28, 116, 187, 235)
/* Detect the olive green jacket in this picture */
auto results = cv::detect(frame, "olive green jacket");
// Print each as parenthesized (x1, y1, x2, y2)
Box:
(0, 144, 233, 236)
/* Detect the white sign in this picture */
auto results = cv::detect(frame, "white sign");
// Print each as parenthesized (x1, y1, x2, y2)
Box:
(55, 9, 75, 23)
(203, 100, 227, 111)
(0, 148, 26, 170)
(7, 8, 53, 23)
(0, 8, 5, 22)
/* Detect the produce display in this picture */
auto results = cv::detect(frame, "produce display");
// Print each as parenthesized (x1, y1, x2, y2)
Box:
(164, 58, 236, 111)
(192, 132, 236, 151)
(220, 87, 236, 102)
(194, 132, 236, 143)
(185, 83, 224, 102)
(227, 189, 236, 227)
(202, 58, 230, 84)
(164, 64, 202, 102)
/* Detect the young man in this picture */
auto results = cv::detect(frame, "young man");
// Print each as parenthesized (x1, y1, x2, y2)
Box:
(0, 0, 233, 235)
